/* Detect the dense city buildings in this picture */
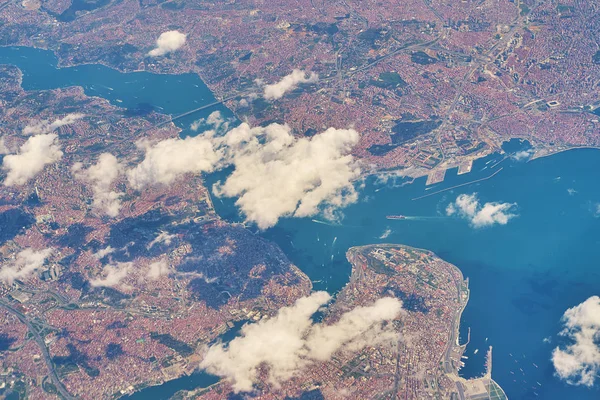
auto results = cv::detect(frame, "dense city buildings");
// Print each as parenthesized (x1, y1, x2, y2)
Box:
(190, 245, 506, 400)
(0, 67, 312, 399)
(0, 0, 596, 398)
(1, 0, 598, 182)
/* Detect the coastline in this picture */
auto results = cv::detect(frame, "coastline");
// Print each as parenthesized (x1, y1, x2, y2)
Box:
(4, 43, 598, 399)
(344, 244, 507, 399)
(3, 43, 577, 188)
(530, 145, 600, 162)
(7, 42, 598, 195)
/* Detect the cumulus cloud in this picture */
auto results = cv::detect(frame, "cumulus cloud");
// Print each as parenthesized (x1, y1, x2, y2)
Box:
(128, 123, 360, 229)
(73, 153, 124, 217)
(190, 120, 203, 132)
(23, 113, 84, 136)
(207, 111, 225, 128)
(263, 69, 318, 100)
(147, 260, 170, 280)
(191, 111, 228, 132)
(148, 30, 187, 57)
(306, 297, 402, 360)
(93, 246, 115, 260)
(0, 248, 53, 284)
(446, 193, 517, 228)
(213, 123, 360, 229)
(200, 292, 402, 392)
(127, 134, 220, 189)
(2, 134, 63, 186)
(89, 262, 133, 288)
(511, 148, 534, 161)
(147, 231, 177, 249)
(379, 228, 392, 239)
(552, 296, 600, 387)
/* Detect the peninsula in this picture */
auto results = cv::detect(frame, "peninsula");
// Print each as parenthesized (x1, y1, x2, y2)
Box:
(187, 244, 508, 399)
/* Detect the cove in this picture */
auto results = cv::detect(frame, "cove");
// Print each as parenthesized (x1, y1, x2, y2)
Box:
(1, 45, 599, 400)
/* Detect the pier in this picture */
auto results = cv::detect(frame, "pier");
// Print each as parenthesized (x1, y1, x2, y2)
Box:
(412, 167, 504, 201)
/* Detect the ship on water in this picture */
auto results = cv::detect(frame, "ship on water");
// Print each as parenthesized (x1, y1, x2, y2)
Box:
(386, 215, 406, 220)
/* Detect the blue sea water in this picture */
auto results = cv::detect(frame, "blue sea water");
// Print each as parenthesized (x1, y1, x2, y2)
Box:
(210, 146, 600, 400)
(0, 46, 232, 130)
(1, 45, 599, 400)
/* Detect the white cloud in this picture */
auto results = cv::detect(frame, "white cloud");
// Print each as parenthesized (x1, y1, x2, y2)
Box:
(213, 123, 360, 229)
(511, 148, 534, 161)
(89, 262, 133, 288)
(190, 111, 228, 132)
(263, 69, 318, 100)
(73, 153, 124, 217)
(190, 119, 203, 132)
(23, 113, 84, 136)
(148, 30, 187, 57)
(379, 228, 392, 239)
(147, 260, 170, 280)
(50, 113, 85, 129)
(2, 134, 63, 186)
(147, 231, 177, 249)
(446, 193, 517, 228)
(24, 120, 59, 136)
(93, 246, 115, 260)
(552, 296, 600, 387)
(0, 248, 53, 284)
(306, 297, 402, 361)
(200, 291, 402, 393)
(127, 134, 220, 189)
(375, 168, 417, 187)
(0, 137, 8, 154)
(593, 203, 600, 218)
(207, 111, 225, 129)
(128, 123, 360, 229)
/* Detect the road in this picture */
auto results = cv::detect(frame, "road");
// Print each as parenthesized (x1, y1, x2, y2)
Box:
(0, 299, 74, 400)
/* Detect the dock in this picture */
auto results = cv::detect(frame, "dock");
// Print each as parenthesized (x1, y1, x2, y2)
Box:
(412, 167, 503, 201)
(457, 160, 473, 175)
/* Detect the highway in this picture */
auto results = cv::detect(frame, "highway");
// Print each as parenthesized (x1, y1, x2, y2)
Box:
(0, 299, 74, 400)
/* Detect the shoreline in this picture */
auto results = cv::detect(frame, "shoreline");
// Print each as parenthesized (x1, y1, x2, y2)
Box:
(1, 40, 596, 400)
(344, 244, 508, 398)
(6, 43, 598, 193)
(530, 145, 600, 162)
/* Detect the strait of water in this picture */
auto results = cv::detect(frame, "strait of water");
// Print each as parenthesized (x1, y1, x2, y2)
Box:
(0, 46, 233, 130)
(1, 45, 599, 400)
